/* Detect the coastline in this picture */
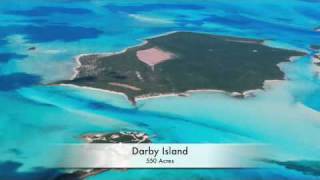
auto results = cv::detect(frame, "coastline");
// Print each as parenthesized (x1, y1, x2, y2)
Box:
(71, 51, 144, 80)
(289, 56, 304, 62)
(58, 78, 284, 105)
(71, 31, 180, 80)
(62, 31, 308, 105)
(58, 83, 129, 100)
(71, 54, 84, 80)
(57, 83, 139, 105)
(72, 53, 104, 80)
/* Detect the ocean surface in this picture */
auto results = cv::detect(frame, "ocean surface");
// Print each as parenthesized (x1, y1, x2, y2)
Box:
(0, 0, 319, 179)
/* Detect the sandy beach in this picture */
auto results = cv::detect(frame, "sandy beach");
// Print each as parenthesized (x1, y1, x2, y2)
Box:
(289, 56, 304, 62)
(135, 93, 185, 101)
(59, 83, 129, 100)
(71, 51, 133, 80)
(263, 80, 285, 89)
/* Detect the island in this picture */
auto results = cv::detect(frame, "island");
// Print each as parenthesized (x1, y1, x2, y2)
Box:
(58, 32, 306, 103)
(27, 46, 36, 51)
(54, 131, 151, 180)
(81, 131, 151, 143)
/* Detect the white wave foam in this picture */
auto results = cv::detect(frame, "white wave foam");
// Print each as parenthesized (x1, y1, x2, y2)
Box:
(128, 14, 174, 24)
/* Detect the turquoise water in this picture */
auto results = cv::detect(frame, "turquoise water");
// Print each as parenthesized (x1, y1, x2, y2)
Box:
(0, 0, 320, 179)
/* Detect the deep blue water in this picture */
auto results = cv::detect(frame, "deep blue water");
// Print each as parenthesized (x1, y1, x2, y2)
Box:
(0, 73, 41, 91)
(0, 0, 319, 179)
(0, 53, 27, 63)
(0, 25, 103, 43)
(0, 161, 61, 180)
(5, 6, 92, 17)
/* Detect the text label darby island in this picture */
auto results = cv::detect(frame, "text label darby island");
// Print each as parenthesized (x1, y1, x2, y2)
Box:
(132, 146, 189, 165)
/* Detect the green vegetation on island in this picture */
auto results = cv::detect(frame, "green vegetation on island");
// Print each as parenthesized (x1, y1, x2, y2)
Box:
(60, 32, 306, 102)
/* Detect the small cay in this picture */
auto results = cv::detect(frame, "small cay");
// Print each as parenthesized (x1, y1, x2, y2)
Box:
(54, 131, 151, 180)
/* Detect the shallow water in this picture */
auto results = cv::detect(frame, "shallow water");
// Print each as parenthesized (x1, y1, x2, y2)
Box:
(0, 0, 320, 179)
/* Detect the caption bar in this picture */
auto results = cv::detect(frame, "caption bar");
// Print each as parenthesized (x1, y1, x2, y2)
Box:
(54, 144, 272, 168)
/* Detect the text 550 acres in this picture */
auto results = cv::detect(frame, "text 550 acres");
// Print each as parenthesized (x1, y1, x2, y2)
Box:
(146, 158, 174, 164)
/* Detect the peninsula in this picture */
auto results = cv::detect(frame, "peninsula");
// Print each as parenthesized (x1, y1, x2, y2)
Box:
(59, 32, 306, 102)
